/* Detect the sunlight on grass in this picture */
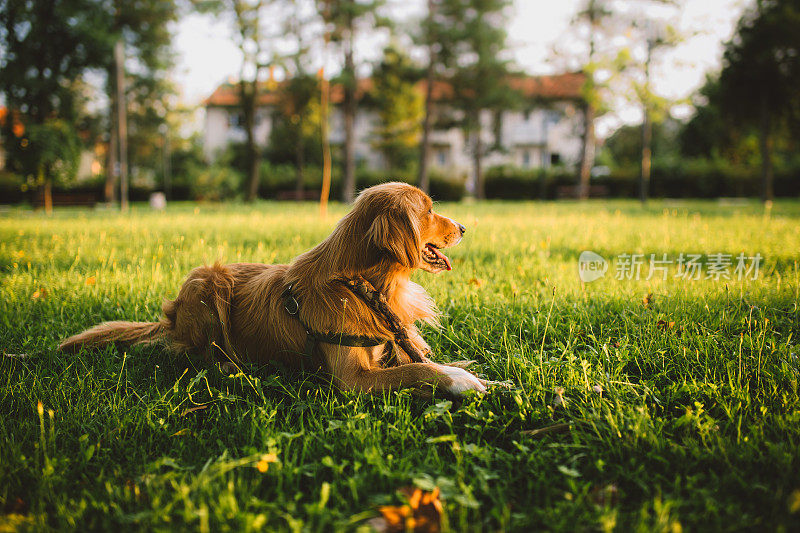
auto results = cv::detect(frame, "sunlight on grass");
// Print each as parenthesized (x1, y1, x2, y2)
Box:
(1, 199, 799, 530)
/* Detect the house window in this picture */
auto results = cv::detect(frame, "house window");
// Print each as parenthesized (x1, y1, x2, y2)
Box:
(522, 150, 531, 168)
(545, 110, 562, 127)
(229, 112, 245, 129)
(550, 153, 561, 166)
(436, 149, 447, 167)
(523, 109, 531, 122)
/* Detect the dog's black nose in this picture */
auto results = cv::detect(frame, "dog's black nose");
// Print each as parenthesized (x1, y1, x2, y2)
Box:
(458, 223, 466, 235)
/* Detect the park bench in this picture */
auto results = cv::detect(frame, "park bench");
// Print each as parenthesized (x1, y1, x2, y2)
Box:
(556, 185, 610, 199)
(275, 190, 321, 201)
(32, 190, 99, 208)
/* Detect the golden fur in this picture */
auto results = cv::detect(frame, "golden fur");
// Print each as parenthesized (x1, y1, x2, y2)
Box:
(59, 182, 487, 397)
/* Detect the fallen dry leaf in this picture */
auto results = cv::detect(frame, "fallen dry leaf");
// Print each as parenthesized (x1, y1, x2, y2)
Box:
(85, 276, 96, 286)
(642, 292, 653, 308)
(521, 423, 571, 438)
(31, 288, 47, 300)
(468, 278, 484, 288)
(180, 404, 208, 417)
(3, 353, 30, 359)
(171, 428, 191, 437)
(3, 496, 28, 515)
(371, 487, 443, 533)
(657, 320, 676, 331)
(656, 320, 682, 337)
(553, 386, 566, 408)
(589, 484, 619, 507)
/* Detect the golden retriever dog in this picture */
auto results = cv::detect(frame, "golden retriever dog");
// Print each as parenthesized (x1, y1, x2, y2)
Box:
(59, 182, 489, 397)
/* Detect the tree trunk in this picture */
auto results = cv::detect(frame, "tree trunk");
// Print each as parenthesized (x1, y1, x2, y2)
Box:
(473, 111, 485, 200)
(758, 94, 774, 203)
(43, 177, 53, 215)
(341, 30, 357, 203)
(639, 107, 651, 204)
(417, 4, 436, 195)
(115, 40, 128, 212)
(577, 103, 595, 200)
(295, 120, 305, 201)
(105, 67, 118, 204)
(418, 56, 434, 195)
(241, 79, 261, 202)
(640, 40, 653, 205)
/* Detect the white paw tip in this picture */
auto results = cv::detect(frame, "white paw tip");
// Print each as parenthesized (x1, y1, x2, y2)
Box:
(437, 364, 486, 396)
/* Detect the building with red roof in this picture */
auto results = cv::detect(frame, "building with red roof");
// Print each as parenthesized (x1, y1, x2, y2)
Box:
(203, 72, 587, 180)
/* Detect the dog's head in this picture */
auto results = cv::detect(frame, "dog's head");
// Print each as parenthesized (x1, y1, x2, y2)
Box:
(355, 182, 465, 273)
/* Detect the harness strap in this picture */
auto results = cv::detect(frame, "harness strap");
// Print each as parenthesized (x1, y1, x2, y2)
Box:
(281, 285, 389, 358)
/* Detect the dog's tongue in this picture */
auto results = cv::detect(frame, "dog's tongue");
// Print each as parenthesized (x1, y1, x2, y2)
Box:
(430, 246, 452, 271)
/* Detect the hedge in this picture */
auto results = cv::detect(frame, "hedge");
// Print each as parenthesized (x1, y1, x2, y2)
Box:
(3, 159, 799, 205)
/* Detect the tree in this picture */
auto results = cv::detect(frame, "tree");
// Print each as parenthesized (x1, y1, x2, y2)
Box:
(415, 0, 441, 194)
(268, 75, 322, 197)
(433, 0, 515, 200)
(0, 0, 108, 212)
(233, 0, 271, 202)
(370, 45, 424, 170)
(317, 0, 385, 203)
(276, 0, 321, 199)
(605, 118, 682, 169)
(718, 0, 800, 203)
(623, 2, 682, 203)
(103, 1, 178, 205)
(680, 76, 749, 164)
(197, 0, 280, 201)
(569, 0, 615, 199)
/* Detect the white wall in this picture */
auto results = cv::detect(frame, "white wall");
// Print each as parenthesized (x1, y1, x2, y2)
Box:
(203, 107, 272, 160)
(203, 100, 585, 175)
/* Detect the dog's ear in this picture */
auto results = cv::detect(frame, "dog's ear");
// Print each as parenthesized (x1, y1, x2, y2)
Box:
(367, 208, 420, 268)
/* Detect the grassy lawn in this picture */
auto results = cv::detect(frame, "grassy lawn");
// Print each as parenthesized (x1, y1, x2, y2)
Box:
(2, 199, 799, 531)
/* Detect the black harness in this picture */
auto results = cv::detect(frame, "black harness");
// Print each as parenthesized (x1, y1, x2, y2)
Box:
(281, 284, 389, 358)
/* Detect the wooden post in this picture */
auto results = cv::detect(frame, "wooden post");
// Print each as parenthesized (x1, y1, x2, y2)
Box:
(319, 66, 331, 217)
(319, 0, 332, 217)
(162, 124, 171, 200)
(115, 40, 129, 211)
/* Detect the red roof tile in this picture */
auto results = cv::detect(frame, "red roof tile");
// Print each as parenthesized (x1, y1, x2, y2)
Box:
(203, 72, 585, 107)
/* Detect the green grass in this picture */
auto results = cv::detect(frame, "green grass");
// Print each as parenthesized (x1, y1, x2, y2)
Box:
(2, 199, 800, 531)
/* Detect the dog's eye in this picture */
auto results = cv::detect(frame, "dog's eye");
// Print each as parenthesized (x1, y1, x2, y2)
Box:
(428, 208, 432, 215)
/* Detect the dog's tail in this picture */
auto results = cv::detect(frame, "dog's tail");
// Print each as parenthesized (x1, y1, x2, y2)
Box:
(58, 321, 165, 353)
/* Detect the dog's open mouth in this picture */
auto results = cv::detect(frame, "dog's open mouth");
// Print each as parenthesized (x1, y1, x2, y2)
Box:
(422, 243, 452, 271)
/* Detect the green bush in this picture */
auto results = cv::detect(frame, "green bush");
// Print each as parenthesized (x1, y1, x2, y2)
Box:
(258, 162, 342, 198)
(429, 170, 466, 201)
(484, 159, 800, 200)
(484, 166, 576, 199)
(255, 164, 465, 201)
(353, 168, 465, 201)
(0, 171, 25, 204)
(187, 164, 243, 201)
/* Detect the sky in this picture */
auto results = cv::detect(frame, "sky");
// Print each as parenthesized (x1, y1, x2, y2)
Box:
(173, 0, 748, 136)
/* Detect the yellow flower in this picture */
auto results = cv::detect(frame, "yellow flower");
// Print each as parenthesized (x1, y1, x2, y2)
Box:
(255, 453, 278, 473)
(789, 489, 800, 514)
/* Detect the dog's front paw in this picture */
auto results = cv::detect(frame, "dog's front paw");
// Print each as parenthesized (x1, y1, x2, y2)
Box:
(436, 364, 486, 396)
